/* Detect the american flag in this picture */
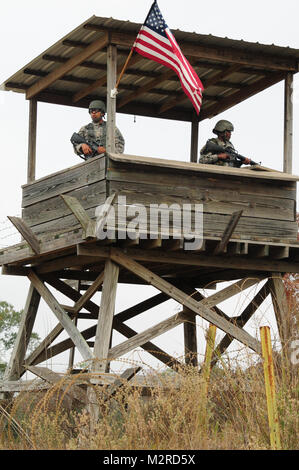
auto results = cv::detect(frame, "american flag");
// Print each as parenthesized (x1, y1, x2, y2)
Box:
(133, 1, 204, 114)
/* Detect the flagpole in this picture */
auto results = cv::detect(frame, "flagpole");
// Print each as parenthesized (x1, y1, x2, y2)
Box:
(111, 1, 156, 98)
(115, 47, 134, 91)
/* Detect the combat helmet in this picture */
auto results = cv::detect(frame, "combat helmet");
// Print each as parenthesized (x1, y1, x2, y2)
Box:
(88, 100, 106, 113)
(213, 120, 234, 134)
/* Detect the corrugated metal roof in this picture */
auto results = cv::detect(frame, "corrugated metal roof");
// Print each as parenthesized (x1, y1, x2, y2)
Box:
(2, 15, 299, 122)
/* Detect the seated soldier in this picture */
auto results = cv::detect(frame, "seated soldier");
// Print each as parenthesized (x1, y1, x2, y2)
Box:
(199, 120, 250, 167)
(72, 99, 125, 159)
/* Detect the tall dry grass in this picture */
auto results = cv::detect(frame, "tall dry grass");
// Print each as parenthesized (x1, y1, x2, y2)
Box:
(0, 354, 298, 450)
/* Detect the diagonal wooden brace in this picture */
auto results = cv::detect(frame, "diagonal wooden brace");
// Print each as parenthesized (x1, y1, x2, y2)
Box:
(110, 248, 262, 354)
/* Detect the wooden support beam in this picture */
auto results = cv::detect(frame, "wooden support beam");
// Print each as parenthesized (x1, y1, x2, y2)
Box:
(43, 279, 181, 370)
(269, 274, 293, 355)
(72, 53, 143, 103)
(77, 244, 299, 273)
(213, 210, 243, 255)
(183, 311, 198, 367)
(2, 284, 40, 382)
(27, 270, 93, 361)
(26, 366, 87, 404)
(26, 33, 109, 99)
(60, 195, 96, 238)
(110, 249, 261, 354)
(93, 260, 119, 372)
(118, 68, 175, 109)
(7, 216, 40, 254)
(283, 73, 293, 174)
(109, 311, 188, 361)
(73, 271, 104, 314)
(27, 99, 37, 183)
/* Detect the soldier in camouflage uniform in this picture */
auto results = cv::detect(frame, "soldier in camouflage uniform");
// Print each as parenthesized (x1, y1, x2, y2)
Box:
(73, 100, 125, 159)
(199, 120, 250, 167)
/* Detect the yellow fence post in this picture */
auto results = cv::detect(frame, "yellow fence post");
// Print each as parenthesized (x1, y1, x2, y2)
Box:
(260, 326, 282, 450)
(198, 324, 217, 427)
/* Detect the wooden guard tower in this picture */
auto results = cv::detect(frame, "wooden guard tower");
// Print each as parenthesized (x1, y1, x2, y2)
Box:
(0, 16, 299, 399)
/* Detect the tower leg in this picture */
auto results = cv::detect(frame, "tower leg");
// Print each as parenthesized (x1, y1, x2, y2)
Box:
(0, 284, 40, 399)
(183, 311, 198, 367)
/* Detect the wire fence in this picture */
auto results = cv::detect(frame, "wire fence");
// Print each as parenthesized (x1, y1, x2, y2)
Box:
(0, 216, 22, 248)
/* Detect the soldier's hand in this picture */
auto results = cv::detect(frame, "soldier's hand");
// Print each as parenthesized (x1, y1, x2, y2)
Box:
(97, 146, 106, 154)
(243, 158, 251, 165)
(81, 143, 92, 155)
(218, 153, 229, 160)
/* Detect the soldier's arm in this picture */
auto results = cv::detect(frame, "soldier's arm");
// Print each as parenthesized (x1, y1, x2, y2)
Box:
(73, 126, 88, 155)
(198, 151, 219, 164)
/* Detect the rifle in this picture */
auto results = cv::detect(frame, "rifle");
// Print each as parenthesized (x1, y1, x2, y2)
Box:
(70, 132, 101, 160)
(203, 140, 260, 166)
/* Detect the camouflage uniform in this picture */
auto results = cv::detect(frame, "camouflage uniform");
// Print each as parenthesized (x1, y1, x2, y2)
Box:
(199, 137, 242, 168)
(73, 121, 125, 158)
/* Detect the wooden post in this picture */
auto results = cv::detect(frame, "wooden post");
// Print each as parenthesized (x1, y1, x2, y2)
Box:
(27, 99, 37, 183)
(269, 274, 292, 362)
(260, 326, 281, 450)
(2, 284, 40, 382)
(190, 116, 199, 162)
(183, 311, 198, 366)
(93, 259, 119, 372)
(106, 43, 117, 154)
(283, 73, 293, 174)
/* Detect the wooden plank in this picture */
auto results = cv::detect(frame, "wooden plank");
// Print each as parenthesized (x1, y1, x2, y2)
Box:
(7, 216, 40, 254)
(2, 284, 40, 382)
(77, 244, 299, 274)
(27, 270, 93, 361)
(95, 192, 117, 236)
(93, 260, 119, 372)
(213, 210, 243, 255)
(26, 33, 109, 99)
(22, 155, 106, 207)
(27, 99, 37, 183)
(109, 312, 187, 360)
(60, 194, 93, 234)
(283, 73, 293, 174)
(22, 180, 106, 228)
(110, 249, 261, 353)
(26, 366, 87, 404)
(108, 152, 299, 182)
(105, 203, 297, 239)
(108, 172, 297, 204)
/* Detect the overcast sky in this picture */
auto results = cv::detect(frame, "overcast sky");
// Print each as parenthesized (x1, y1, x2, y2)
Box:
(0, 0, 298, 371)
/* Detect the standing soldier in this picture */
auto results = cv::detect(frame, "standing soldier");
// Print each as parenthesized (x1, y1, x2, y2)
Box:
(199, 120, 250, 167)
(72, 100, 125, 159)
